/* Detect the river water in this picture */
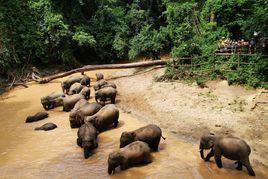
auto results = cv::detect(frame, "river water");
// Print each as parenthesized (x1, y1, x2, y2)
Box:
(0, 70, 267, 178)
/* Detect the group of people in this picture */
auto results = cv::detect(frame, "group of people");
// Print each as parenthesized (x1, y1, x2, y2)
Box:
(217, 37, 257, 54)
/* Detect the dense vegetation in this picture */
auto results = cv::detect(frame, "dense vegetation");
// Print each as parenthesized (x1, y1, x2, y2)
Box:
(0, 0, 267, 87)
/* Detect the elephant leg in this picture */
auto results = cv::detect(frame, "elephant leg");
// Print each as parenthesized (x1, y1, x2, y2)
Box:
(77, 138, 82, 147)
(111, 96, 115, 104)
(152, 137, 161, 151)
(204, 149, 214, 161)
(241, 158, 255, 176)
(236, 161, 242, 170)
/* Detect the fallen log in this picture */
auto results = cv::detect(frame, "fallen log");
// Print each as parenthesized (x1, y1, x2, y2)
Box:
(38, 60, 167, 83)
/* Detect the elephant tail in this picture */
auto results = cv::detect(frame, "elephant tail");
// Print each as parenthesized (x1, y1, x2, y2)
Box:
(161, 135, 166, 140)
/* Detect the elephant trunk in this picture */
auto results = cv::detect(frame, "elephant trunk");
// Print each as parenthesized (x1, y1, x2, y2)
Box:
(199, 148, 204, 159)
(84, 147, 91, 159)
(95, 96, 98, 102)
(108, 165, 115, 175)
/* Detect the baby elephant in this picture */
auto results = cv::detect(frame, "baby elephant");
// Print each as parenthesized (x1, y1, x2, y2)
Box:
(95, 73, 104, 81)
(93, 79, 108, 91)
(68, 82, 83, 95)
(80, 86, 90, 100)
(69, 102, 102, 128)
(199, 133, 255, 176)
(108, 141, 152, 175)
(25, 112, 48, 123)
(85, 104, 119, 132)
(62, 94, 85, 112)
(35, 123, 57, 131)
(77, 122, 98, 159)
(120, 124, 165, 151)
(95, 87, 117, 104)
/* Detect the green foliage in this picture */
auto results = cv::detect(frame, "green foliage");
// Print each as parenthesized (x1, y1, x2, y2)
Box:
(0, 0, 267, 88)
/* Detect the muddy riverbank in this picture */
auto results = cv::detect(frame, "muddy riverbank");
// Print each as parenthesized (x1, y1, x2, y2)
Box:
(0, 69, 267, 178)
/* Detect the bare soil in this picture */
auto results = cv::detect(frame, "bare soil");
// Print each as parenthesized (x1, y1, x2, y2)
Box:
(108, 67, 268, 167)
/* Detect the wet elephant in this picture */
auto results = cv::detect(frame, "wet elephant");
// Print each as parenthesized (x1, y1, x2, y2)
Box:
(95, 87, 117, 104)
(62, 94, 85, 112)
(68, 82, 83, 95)
(108, 141, 152, 175)
(95, 73, 104, 81)
(61, 75, 90, 94)
(77, 122, 98, 159)
(80, 86, 90, 100)
(80, 75, 90, 87)
(199, 133, 255, 176)
(99, 82, 117, 90)
(85, 104, 119, 132)
(35, 123, 57, 131)
(73, 99, 88, 111)
(120, 124, 165, 151)
(69, 102, 102, 128)
(41, 92, 65, 110)
(26, 112, 48, 123)
(93, 79, 108, 91)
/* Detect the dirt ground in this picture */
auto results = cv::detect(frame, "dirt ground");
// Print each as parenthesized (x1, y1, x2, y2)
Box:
(107, 67, 268, 167)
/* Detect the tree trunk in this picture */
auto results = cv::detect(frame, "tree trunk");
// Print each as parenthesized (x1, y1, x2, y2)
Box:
(38, 60, 167, 84)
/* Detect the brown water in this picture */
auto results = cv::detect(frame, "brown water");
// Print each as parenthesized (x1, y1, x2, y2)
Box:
(0, 69, 267, 179)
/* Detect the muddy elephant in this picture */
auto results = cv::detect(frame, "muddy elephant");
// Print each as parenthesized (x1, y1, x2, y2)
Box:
(199, 133, 255, 176)
(62, 94, 85, 112)
(77, 122, 98, 159)
(61, 75, 90, 94)
(68, 82, 83, 95)
(73, 99, 89, 111)
(80, 86, 90, 100)
(108, 141, 152, 175)
(26, 112, 48, 123)
(95, 87, 117, 104)
(85, 104, 119, 132)
(80, 75, 91, 87)
(93, 79, 108, 91)
(120, 124, 165, 151)
(41, 91, 65, 110)
(69, 102, 102, 128)
(35, 123, 57, 131)
(95, 73, 104, 81)
(100, 82, 117, 90)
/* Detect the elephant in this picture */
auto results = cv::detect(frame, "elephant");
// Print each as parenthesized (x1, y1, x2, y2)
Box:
(85, 104, 119, 132)
(41, 91, 65, 110)
(108, 141, 152, 175)
(93, 79, 108, 91)
(95, 73, 104, 81)
(77, 122, 98, 159)
(199, 133, 255, 176)
(120, 124, 166, 151)
(95, 87, 117, 104)
(25, 112, 48, 123)
(80, 86, 90, 100)
(73, 98, 88, 111)
(80, 74, 91, 87)
(35, 123, 57, 131)
(69, 102, 102, 128)
(61, 76, 84, 94)
(100, 82, 117, 90)
(62, 94, 85, 112)
(68, 82, 83, 95)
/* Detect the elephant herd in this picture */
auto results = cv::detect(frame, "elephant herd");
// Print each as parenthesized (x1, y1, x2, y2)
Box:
(24, 72, 256, 176)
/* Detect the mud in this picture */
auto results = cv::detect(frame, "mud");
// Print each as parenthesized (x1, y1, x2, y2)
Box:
(0, 69, 267, 178)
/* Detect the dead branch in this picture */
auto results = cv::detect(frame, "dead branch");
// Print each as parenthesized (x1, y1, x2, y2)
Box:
(38, 60, 167, 84)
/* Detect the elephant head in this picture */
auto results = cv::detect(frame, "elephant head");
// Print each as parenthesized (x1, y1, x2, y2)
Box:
(120, 132, 136, 148)
(82, 139, 96, 159)
(108, 152, 124, 175)
(199, 133, 216, 159)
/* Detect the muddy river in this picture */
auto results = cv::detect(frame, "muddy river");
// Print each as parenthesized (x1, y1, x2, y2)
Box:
(0, 70, 267, 178)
